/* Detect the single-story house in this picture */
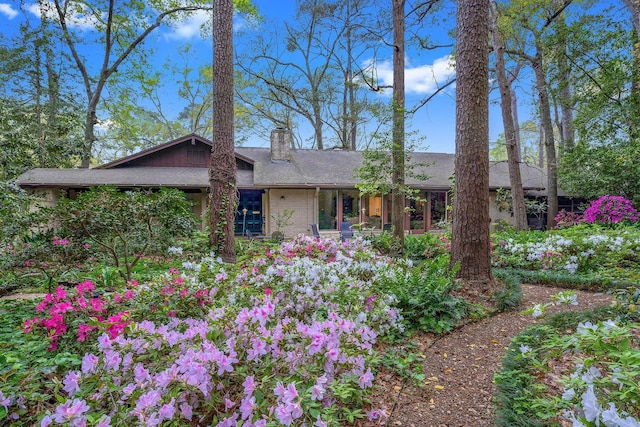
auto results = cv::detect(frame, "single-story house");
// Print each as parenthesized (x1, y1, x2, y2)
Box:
(16, 129, 572, 237)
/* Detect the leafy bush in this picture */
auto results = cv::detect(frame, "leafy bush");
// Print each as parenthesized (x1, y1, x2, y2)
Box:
(494, 306, 629, 426)
(363, 230, 402, 256)
(492, 226, 640, 283)
(9, 236, 403, 426)
(492, 270, 523, 312)
(583, 195, 638, 225)
(554, 209, 583, 229)
(404, 233, 450, 261)
(0, 181, 38, 246)
(379, 256, 466, 333)
(55, 187, 197, 283)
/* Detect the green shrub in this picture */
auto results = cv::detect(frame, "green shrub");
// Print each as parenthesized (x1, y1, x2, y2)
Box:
(379, 256, 466, 333)
(492, 270, 523, 312)
(494, 306, 639, 426)
(54, 187, 197, 283)
(404, 233, 449, 261)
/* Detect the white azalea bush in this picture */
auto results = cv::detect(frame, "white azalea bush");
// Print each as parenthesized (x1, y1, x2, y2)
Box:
(495, 312, 640, 426)
(36, 236, 404, 427)
(493, 228, 640, 276)
(548, 320, 640, 426)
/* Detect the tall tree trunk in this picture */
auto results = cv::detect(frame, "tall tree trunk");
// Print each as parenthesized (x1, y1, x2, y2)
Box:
(391, 0, 406, 253)
(209, 0, 237, 263)
(490, 3, 527, 231)
(452, 0, 494, 290)
(537, 123, 544, 168)
(508, 62, 523, 162)
(532, 45, 558, 230)
(556, 14, 574, 149)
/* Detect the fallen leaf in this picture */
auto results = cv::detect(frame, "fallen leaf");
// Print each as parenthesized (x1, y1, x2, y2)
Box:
(393, 386, 401, 391)
(434, 385, 444, 390)
(428, 376, 438, 381)
(443, 352, 448, 358)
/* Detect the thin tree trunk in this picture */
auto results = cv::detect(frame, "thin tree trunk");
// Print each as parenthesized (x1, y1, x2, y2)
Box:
(490, 2, 527, 231)
(556, 15, 574, 149)
(452, 0, 494, 290)
(508, 62, 523, 162)
(391, 0, 406, 253)
(209, 0, 237, 263)
(532, 46, 558, 230)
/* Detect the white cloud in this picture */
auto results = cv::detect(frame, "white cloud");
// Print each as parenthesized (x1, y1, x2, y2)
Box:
(366, 55, 456, 96)
(0, 3, 18, 19)
(165, 10, 210, 40)
(26, 1, 100, 31)
(165, 10, 251, 40)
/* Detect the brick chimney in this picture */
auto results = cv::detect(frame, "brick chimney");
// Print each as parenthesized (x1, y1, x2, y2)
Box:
(270, 127, 292, 162)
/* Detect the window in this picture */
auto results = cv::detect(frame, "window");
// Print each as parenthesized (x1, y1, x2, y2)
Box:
(318, 190, 337, 230)
(341, 190, 360, 224)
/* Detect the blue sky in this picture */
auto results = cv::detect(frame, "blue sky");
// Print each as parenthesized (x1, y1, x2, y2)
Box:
(0, 0, 535, 154)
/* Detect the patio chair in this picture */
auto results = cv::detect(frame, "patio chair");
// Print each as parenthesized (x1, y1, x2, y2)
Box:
(310, 223, 321, 239)
(340, 221, 354, 241)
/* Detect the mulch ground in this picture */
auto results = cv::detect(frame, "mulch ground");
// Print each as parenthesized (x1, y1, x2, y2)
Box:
(361, 284, 612, 427)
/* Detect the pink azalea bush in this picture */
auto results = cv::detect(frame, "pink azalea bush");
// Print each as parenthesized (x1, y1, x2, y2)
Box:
(582, 195, 638, 224)
(554, 210, 583, 229)
(36, 235, 403, 426)
(23, 280, 131, 351)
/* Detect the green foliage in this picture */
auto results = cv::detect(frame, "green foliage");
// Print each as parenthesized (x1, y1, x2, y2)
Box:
(363, 230, 403, 256)
(54, 187, 197, 283)
(492, 270, 524, 312)
(0, 181, 37, 246)
(0, 298, 82, 424)
(379, 256, 467, 333)
(354, 129, 430, 201)
(492, 225, 640, 285)
(494, 306, 625, 426)
(379, 340, 426, 385)
(403, 233, 450, 261)
(560, 142, 640, 208)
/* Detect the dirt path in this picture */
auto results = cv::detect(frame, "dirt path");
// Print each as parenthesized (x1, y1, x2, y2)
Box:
(373, 285, 612, 427)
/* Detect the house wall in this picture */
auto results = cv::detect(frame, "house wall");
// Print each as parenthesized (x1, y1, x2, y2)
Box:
(27, 188, 60, 210)
(489, 191, 520, 230)
(266, 188, 316, 238)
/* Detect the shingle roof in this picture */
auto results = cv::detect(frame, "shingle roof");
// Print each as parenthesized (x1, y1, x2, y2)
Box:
(16, 145, 548, 192)
(17, 167, 254, 189)
(233, 147, 547, 191)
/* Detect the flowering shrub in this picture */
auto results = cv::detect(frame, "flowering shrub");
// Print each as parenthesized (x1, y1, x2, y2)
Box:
(23, 281, 131, 352)
(583, 195, 638, 225)
(495, 313, 640, 427)
(492, 229, 640, 276)
(35, 236, 403, 426)
(545, 320, 640, 425)
(554, 210, 583, 229)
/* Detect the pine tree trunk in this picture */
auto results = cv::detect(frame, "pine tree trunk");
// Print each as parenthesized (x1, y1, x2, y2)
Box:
(209, 0, 237, 263)
(391, 0, 406, 253)
(451, 0, 494, 291)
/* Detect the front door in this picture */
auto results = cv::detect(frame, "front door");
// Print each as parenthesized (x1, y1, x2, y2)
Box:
(235, 190, 264, 235)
